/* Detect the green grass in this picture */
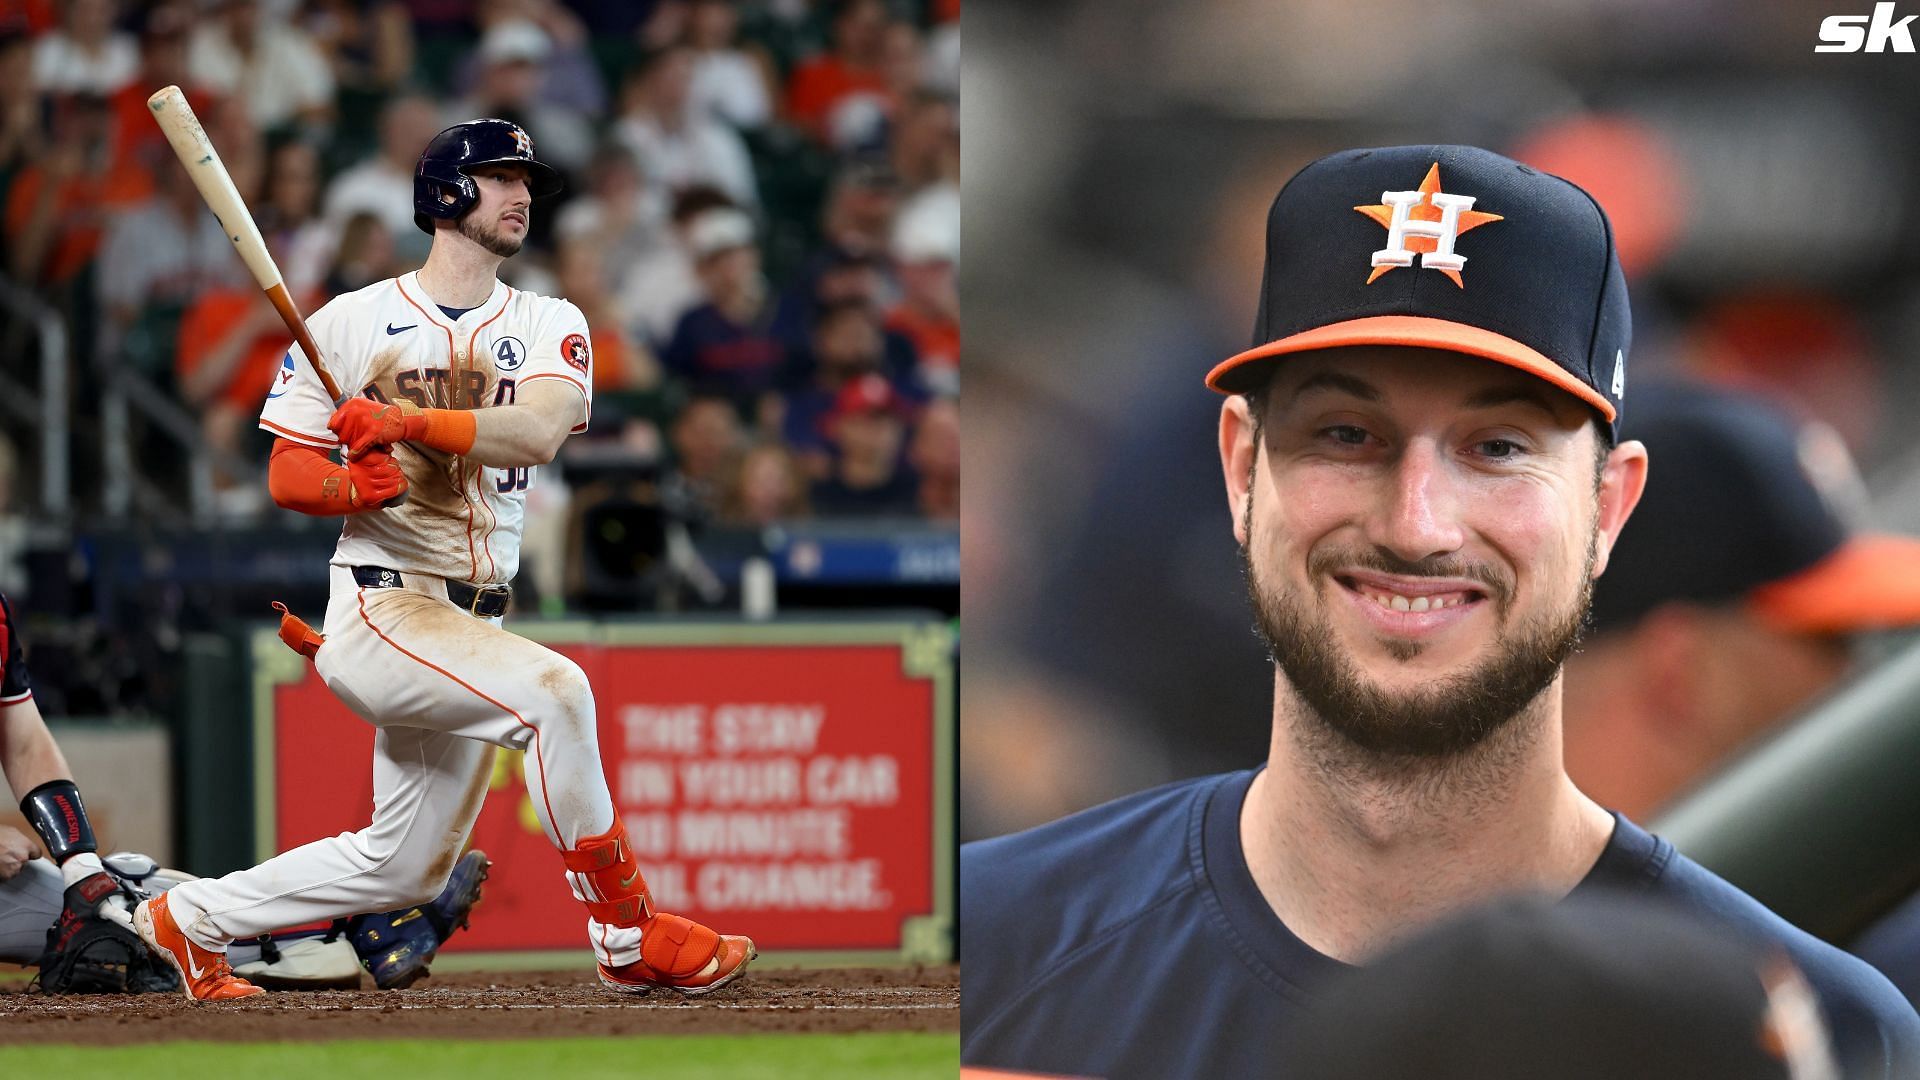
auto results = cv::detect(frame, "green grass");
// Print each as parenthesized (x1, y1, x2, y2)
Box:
(0, 1033, 958, 1078)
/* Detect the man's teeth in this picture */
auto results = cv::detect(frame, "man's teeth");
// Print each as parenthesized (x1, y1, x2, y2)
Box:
(1367, 591, 1466, 613)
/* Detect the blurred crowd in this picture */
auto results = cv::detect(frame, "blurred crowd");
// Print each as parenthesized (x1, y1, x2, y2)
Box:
(0, 0, 960, 540)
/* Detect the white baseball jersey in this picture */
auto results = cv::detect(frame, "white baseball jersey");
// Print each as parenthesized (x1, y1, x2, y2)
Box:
(260, 271, 593, 586)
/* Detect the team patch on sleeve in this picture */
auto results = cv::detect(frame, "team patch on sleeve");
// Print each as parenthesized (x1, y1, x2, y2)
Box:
(563, 333, 591, 374)
(266, 351, 297, 398)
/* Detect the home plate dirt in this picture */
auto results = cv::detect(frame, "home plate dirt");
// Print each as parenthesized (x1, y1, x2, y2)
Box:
(0, 966, 959, 1044)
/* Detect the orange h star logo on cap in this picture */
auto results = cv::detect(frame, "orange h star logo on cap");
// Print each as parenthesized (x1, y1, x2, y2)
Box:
(512, 127, 532, 156)
(1355, 163, 1503, 287)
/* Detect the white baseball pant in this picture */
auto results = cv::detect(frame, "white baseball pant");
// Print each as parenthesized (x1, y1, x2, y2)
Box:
(161, 565, 647, 967)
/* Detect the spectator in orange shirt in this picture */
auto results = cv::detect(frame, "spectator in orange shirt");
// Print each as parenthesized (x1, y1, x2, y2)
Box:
(174, 235, 321, 493)
(0, 32, 38, 194)
(5, 93, 140, 287)
(554, 234, 659, 395)
(105, 3, 207, 207)
(785, 0, 891, 145)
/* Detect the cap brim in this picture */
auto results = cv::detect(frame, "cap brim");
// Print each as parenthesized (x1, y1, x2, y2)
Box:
(1747, 533, 1920, 635)
(1205, 314, 1616, 423)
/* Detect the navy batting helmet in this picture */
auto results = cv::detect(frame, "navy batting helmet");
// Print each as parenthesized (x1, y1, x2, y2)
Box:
(413, 119, 564, 235)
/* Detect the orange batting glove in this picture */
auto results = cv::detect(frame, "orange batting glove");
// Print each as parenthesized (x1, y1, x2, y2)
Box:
(346, 447, 408, 508)
(328, 398, 425, 459)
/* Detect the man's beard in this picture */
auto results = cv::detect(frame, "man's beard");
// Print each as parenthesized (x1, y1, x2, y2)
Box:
(459, 211, 524, 257)
(1242, 510, 1596, 761)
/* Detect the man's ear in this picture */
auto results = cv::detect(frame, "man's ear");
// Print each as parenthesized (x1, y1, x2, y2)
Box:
(1630, 603, 1710, 737)
(1591, 437, 1649, 579)
(1221, 394, 1257, 546)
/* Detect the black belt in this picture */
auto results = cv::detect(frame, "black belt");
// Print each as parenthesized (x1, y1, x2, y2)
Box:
(352, 566, 510, 618)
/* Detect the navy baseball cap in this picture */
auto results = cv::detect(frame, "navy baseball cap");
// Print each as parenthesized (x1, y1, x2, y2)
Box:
(1591, 381, 1920, 636)
(1208, 145, 1632, 435)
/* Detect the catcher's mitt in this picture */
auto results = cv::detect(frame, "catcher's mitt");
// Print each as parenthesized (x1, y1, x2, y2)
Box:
(34, 873, 179, 995)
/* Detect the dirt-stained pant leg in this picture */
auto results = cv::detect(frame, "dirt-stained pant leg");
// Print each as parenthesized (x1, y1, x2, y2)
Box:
(162, 566, 621, 951)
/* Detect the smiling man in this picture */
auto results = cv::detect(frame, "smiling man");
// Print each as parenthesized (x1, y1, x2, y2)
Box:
(959, 145, 1920, 1079)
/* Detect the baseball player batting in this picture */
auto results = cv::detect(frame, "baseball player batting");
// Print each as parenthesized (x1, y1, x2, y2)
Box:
(131, 119, 755, 1001)
(959, 144, 1920, 1078)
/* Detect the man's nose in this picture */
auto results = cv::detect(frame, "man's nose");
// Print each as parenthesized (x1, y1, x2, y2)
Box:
(1366, 439, 1465, 564)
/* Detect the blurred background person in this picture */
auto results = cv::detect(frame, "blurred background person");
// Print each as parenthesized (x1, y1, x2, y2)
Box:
(887, 190, 959, 396)
(662, 206, 784, 421)
(783, 298, 893, 473)
(810, 371, 917, 517)
(613, 43, 758, 209)
(186, 0, 335, 133)
(322, 92, 444, 261)
(302, 0, 414, 101)
(662, 392, 746, 527)
(616, 184, 735, 347)
(910, 395, 958, 521)
(30, 0, 135, 97)
(452, 0, 604, 117)
(320, 210, 400, 297)
(259, 139, 333, 292)
(1564, 381, 1920, 822)
(448, 17, 590, 174)
(553, 234, 659, 396)
(554, 143, 669, 295)
(721, 440, 811, 529)
(785, 0, 889, 147)
(685, 0, 773, 133)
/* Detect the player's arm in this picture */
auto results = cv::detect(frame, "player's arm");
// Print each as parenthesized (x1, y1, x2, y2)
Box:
(327, 378, 586, 469)
(266, 438, 408, 515)
(1, 695, 121, 902)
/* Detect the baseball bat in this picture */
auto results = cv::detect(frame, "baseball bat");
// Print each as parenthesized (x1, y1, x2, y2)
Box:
(145, 85, 342, 402)
(148, 86, 406, 506)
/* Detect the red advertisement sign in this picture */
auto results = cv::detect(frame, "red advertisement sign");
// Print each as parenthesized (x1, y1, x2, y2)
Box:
(256, 623, 954, 961)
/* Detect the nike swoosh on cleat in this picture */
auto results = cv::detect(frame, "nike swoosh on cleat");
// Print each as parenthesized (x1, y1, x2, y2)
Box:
(386, 323, 417, 335)
(184, 943, 207, 981)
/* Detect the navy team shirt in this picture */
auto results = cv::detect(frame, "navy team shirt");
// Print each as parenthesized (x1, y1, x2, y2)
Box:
(0, 592, 31, 705)
(962, 769, 1920, 1079)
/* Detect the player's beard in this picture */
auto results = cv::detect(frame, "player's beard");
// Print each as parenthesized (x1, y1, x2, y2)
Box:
(459, 211, 525, 258)
(1241, 492, 1596, 761)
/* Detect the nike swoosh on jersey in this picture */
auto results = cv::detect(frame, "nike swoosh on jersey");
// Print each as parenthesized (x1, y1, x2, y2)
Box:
(386, 323, 417, 335)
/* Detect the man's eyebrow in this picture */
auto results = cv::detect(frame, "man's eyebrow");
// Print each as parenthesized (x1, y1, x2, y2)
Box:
(1289, 370, 1381, 403)
(1462, 384, 1561, 419)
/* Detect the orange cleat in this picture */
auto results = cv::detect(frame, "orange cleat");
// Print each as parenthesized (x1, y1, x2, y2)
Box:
(598, 914, 757, 996)
(132, 893, 266, 1002)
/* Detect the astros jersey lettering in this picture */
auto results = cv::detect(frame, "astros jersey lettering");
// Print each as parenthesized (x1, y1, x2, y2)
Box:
(259, 271, 593, 584)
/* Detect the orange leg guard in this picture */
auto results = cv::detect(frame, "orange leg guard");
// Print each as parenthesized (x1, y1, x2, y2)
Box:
(562, 819, 719, 980)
